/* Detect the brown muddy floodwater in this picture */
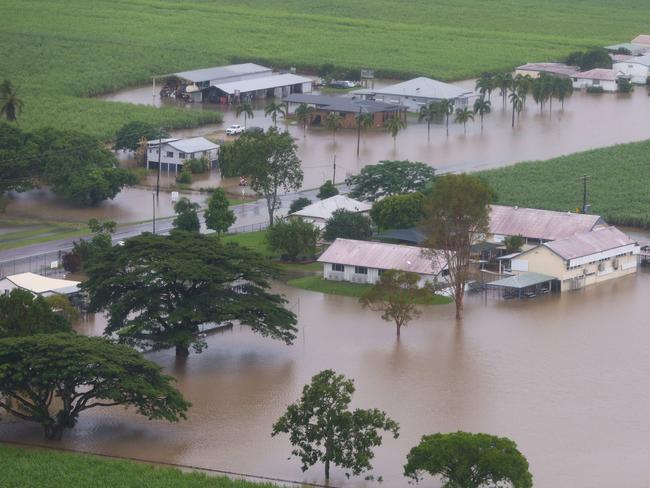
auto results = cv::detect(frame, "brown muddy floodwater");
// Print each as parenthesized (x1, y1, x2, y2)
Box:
(2, 270, 650, 487)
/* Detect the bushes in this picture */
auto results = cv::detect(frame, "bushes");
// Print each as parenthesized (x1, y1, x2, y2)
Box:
(317, 180, 339, 199)
(187, 157, 209, 174)
(586, 85, 604, 94)
(176, 167, 192, 184)
(370, 193, 425, 230)
(266, 218, 320, 261)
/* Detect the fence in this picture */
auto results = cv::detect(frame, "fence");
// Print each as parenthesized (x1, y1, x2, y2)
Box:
(0, 250, 67, 279)
(227, 221, 269, 234)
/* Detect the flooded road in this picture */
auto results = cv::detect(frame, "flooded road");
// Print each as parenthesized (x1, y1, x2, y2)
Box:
(2, 271, 650, 487)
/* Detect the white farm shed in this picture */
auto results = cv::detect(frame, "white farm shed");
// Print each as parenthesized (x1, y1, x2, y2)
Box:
(613, 54, 650, 84)
(147, 137, 219, 173)
(0, 273, 81, 297)
(212, 73, 313, 102)
(572, 69, 621, 92)
(289, 195, 371, 230)
(317, 238, 447, 286)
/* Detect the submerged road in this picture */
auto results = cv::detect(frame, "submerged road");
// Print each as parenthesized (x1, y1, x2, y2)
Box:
(0, 187, 327, 264)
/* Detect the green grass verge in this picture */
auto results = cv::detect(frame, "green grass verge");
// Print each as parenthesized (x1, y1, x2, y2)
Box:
(477, 139, 650, 228)
(3, 0, 650, 138)
(0, 445, 278, 488)
(287, 275, 452, 304)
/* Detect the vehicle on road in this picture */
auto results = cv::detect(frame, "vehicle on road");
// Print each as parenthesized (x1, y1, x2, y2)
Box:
(225, 124, 243, 135)
(329, 80, 358, 89)
(244, 126, 264, 135)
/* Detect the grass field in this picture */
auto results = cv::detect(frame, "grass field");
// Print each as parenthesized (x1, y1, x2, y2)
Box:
(477, 139, 650, 228)
(2, 0, 650, 138)
(0, 445, 278, 487)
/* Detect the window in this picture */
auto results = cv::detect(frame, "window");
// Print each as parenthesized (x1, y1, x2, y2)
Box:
(354, 266, 368, 275)
(332, 263, 344, 272)
(179, 152, 187, 159)
(378, 269, 385, 276)
(166, 151, 174, 158)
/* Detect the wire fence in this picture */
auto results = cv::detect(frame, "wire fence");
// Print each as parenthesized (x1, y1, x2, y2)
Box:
(0, 251, 67, 279)
(227, 221, 269, 234)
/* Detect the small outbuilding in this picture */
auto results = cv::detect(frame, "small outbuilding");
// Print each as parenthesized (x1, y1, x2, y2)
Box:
(0, 272, 81, 297)
(147, 137, 219, 173)
(571, 69, 621, 92)
(514, 63, 579, 79)
(318, 238, 448, 286)
(613, 53, 650, 84)
(289, 195, 371, 230)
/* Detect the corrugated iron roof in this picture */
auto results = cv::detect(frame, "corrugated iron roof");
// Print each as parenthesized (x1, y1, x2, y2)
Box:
(487, 272, 557, 289)
(167, 137, 218, 153)
(516, 63, 579, 77)
(3, 272, 80, 295)
(284, 94, 402, 113)
(317, 238, 447, 275)
(489, 205, 602, 241)
(291, 195, 371, 220)
(615, 53, 650, 67)
(212, 73, 312, 95)
(358, 77, 472, 100)
(574, 68, 619, 81)
(173, 63, 271, 83)
(544, 226, 636, 260)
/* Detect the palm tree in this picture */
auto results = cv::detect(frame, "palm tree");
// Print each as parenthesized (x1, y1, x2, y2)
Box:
(475, 73, 494, 100)
(556, 77, 573, 109)
(439, 99, 455, 137)
(508, 92, 523, 127)
(0, 80, 24, 123)
(531, 78, 543, 112)
(472, 97, 491, 132)
(514, 74, 533, 108)
(539, 74, 554, 112)
(454, 107, 474, 134)
(385, 116, 406, 148)
(418, 101, 440, 142)
(295, 103, 315, 137)
(355, 110, 374, 155)
(495, 72, 513, 107)
(324, 112, 342, 142)
(264, 101, 286, 128)
(235, 102, 254, 128)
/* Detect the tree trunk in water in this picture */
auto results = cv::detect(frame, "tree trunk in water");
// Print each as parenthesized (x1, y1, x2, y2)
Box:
(512, 104, 515, 128)
(455, 287, 464, 320)
(175, 344, 190, 358)
(325, 459, 330, 480)
(44, 423, 65, 441)
(396, 321, 401, 337)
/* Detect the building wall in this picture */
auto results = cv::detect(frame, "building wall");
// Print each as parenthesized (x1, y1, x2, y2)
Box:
(511, 245, 637, 292)
(322, 263, 435, 287)
(147, 144, 218, 173)
(613, 62, 649, 84)
(572, 78, 618, 92)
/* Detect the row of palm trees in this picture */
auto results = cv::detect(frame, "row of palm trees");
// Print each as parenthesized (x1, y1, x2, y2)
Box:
(417, 99, 488, 138)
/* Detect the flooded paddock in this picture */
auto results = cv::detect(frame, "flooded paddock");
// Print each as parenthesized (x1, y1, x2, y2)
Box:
(2, 270, 650, 487)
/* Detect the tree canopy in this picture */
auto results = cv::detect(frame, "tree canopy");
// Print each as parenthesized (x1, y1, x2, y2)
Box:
(323, 209, 372, 242)
(0, 289, 71, 338)
(82, 231, 297, 357)
(421, 174, 493, 320)
(370, 192, 425, 230)
(0, 122, 40, 195)
(172, 197, 201, 232)
(404, 431, 533, 488)
(317, 180, 339, 200)
(349, 160, 436, 202)
(0, 333, 190, 440)
(289, 197, 312, 214)
(204, 188, 236, 236)
(266, 218, 320, 261)
(272, 369, 399, 480)
(565, 48, 612, 71)
(114, 121, 168, 151)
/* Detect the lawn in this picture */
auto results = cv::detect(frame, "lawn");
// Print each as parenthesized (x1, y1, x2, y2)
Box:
(3, 0, 650, 138)
(477, 139, 650, 228)
(288, 275, 452, 304)
(0, 445, 279, 488)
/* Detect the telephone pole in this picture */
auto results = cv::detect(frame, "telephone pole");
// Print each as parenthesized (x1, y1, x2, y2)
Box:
(152, 193, 156, 234)
(332, 154, 337, 183)
(156, 131, 162, 198)
(579, 174, 590, 213)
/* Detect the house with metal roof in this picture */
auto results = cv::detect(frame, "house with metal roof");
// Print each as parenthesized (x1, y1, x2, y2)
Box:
(631, 34, 650, 46)
(0, 273, 81, 297)
(514, 63, 579, 79)
(147, 136, 219, 173)
(571, 68, 622, 92)
(289, 195, 371, 230)
(317, 238, 448, 286)
(613, 53, 650, 84)
(509, 226, 638, 292)
(605, 42, 650, 57)
(352, 77, 473, 111)
(283, 93, 406, 129)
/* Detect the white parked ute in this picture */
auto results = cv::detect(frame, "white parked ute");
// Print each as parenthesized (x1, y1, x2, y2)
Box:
(225, 124, 243, 135)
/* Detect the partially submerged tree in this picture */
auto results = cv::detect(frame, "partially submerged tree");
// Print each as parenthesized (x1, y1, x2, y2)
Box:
(172, 197, 200, 232)
(272, 369, 399, 480)
(360, 270, 433, 337)
(235, 102, 254, 128)
(404, 431, 533, 488)
(418, 101, 441, 142)
(0, 289, 71, 338)
(204, 188, 236, 236)
(454, 107, 474, 134)
(317, 180, 339, 199)
(349, 160, 436, 202)
(114, 121, 168, 151)
(295, 103, 315, 137)
(385, 116, 407, 148)
(289, 197, 312, 214)
(264, 101, 286, 128)
(473, 97, 491, 132)
(323, 209, 372, 241)
(0, 333, 190, 440)
(421, 174, 493, 320)
(82, 231, 297, 357)
(324, 112, 342, 142)
(266, 218, 320, 261)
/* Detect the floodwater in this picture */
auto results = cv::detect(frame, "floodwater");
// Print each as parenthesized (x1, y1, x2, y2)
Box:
(3, 270, 650, 487)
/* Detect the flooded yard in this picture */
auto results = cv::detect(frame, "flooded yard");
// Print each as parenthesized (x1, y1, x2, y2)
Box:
(2, 270, 650, 487)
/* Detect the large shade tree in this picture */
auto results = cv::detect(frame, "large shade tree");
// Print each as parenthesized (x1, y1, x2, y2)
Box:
(323, 209, 372, 241)
(370, 192, 425, 230)
(0, 122, 40, 195)
(82, 231, 298, 357)
(114, 121, 168, 151)
(404, 431, 533, 488)
(272, 369, 399, 480)
(266, 218, 320, 261)
(349, 160, 436, 202)
(0, 333, 190, 440)
(420, 174, 493, 320)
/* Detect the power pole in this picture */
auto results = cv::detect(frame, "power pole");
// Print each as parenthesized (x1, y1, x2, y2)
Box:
(152, 193, 156, 234)
(356, 105, 362, 157)
(332, 154, 336, 184)
(579, 174, 590, 213)
(156, 131, 162, 198)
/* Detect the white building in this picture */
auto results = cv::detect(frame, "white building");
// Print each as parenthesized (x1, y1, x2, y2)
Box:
(352, 77, 473, 111)
(572, 69, 621, 92)
(147, 137, 219, 173)
(0, 273, 81, 297)
(514, 63, 579, 79)
(289, 195, 371, 230)
(613, 54, 650, 84)
(317, 238, 448, 286)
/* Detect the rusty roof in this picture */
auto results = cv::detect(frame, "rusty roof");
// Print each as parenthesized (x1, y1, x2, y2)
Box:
(317, 238, 447, 276)
(544, 226, 636, 261)
(573, 69, 619, 81)
(489, 205, 603, 241)
(632, 34, 650, 45)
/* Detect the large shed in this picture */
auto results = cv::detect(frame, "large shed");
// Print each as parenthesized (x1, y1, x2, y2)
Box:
(0, 272, 81, 297)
